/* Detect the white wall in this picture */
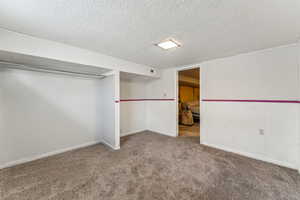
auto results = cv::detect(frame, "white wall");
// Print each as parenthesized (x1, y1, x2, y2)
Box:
(201, 44, 299, 169)
(298, 42, 300, 172)
(120, 78, 148, 136)
(146, 69, 177, 137)
(1, 28, 298, 170)
(201, 102, 298, 168)
(120, 70, 177, 137)
(99, 74, 119, 149)
(114, 71, 121, 149)
(146, 44, 300, 169)
(0, 28, 159, 77)
(201, 44, 299, 100)
(0, 67, 103, 168)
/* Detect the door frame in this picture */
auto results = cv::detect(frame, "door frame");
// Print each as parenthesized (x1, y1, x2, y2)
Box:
(175, 66, 202, 140)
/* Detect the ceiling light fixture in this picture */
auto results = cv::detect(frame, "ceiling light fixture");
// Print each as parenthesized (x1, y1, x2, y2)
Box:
(156, 39, 181, 50)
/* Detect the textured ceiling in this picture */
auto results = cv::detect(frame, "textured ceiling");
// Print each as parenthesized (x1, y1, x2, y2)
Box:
(0, 0, 299, 68)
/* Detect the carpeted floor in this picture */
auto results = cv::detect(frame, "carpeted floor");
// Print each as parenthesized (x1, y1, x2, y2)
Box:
(1, 131, 300, 200)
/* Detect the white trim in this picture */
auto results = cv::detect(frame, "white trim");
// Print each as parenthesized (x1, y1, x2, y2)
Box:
(114, 70, 121, 149)
(121, 129, 176, 138)
(148, 129, 176, 137)
(175, 69, 179, 137)
(176, 64, 202, 72)
(0, 28, 157, 77)
(297, 41, 300, 174)
(121, 129, 147, 137)
(201, 141, 297, 170)
(102, 139, 120, 150)
(0, 141, 101, 170)
(102, 70, 115, 76)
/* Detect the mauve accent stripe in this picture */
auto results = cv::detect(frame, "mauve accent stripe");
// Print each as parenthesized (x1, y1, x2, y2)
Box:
(115, 99, 175, 103)
(120, 99, 175, 102)
(202, 99, 300, 103)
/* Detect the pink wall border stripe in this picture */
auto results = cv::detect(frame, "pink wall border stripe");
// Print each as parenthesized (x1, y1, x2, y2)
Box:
(202, 99, 300, 103)
(115, 98, 175, 103)
(116, 99, 299, 103)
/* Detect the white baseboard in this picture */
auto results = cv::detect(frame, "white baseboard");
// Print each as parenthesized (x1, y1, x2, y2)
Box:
(121, 129, 147, 137)
(102, 139, 120, 150)
(147, 129, 176, 137)
(0, 140, 101, 170)
(121, 129, 176, 138)
(201, 142, 297, 170)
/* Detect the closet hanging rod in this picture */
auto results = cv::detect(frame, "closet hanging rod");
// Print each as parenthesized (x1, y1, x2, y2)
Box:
(0, 61, 106, 79)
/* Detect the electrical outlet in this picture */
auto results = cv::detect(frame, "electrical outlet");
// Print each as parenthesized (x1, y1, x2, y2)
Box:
(259, 129, 264, 135)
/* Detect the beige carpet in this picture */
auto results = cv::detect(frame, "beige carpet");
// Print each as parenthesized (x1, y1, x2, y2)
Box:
(1, 131, 300, 200)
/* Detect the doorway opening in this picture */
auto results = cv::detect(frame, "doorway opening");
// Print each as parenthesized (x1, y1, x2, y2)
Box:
(178, 68, 200, 138)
